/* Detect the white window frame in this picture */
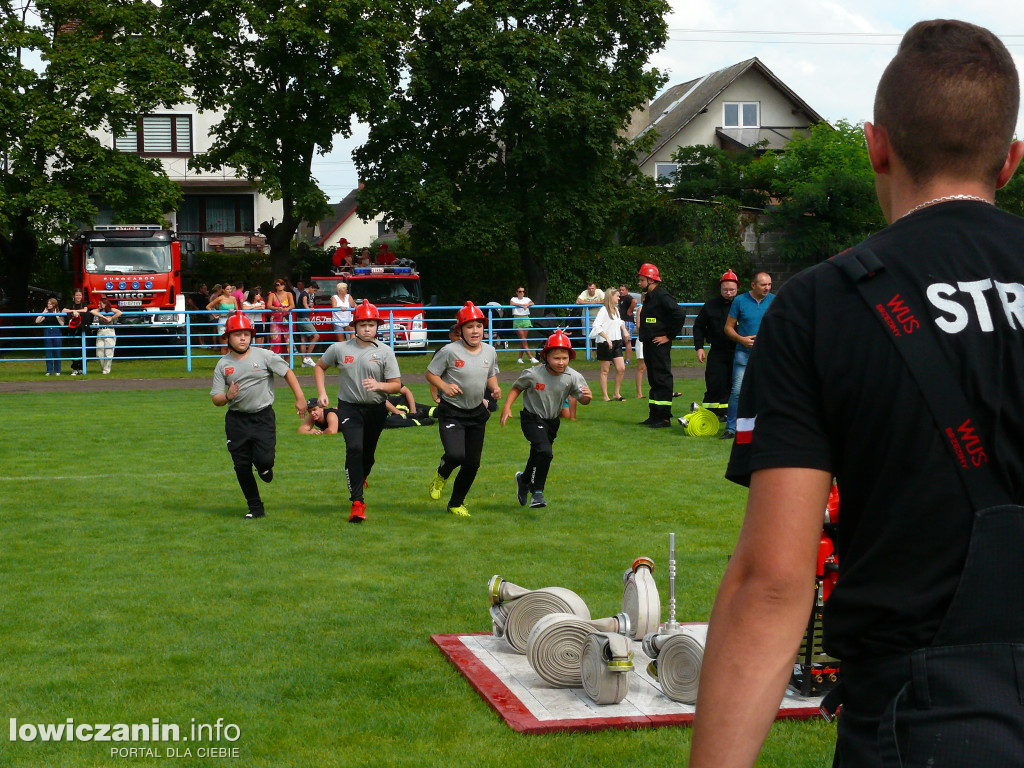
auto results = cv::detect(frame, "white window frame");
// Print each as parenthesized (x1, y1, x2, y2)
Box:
(722, 102, 760, 129)
(655, 163, 679, 183)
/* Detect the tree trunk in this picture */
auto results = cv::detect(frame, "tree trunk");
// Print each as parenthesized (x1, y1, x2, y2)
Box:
(260, 199, 298, 282)
(518, 234, 549, 306)
(0, 211, 39, 314)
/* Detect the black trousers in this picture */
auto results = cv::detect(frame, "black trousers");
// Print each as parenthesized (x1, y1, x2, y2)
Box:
(702, 344, 733, 408)
(644, 339, 674, 420)
(437, 402, 489, 508)
(520, 409, 561, 492)
(225, 406, 276, 513)
(337, 401, 387, 502)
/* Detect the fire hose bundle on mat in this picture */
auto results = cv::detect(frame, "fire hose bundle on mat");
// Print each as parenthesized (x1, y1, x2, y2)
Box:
(642, 625, 708, 704)
(488, 576, 591, 653)
(526, 611, 632, 691)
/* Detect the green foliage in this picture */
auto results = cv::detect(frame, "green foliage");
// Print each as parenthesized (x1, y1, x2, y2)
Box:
(668, 144, 771, 208)
(762, 120, 885, 265)
(164, 0, 411, 278)
(995, 159, 1024, 217)
(0, 0, 184, 311)
(355, 0, 671, 304)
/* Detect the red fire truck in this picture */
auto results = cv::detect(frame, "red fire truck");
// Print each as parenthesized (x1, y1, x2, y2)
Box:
(63, 225, 194, 340)
(311, 264, 427, 349)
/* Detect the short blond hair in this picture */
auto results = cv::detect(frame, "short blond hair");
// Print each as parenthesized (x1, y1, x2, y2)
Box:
(336, 282, 348, 292)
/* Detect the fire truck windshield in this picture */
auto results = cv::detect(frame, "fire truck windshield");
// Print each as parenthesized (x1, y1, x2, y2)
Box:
(85, 242, 172, 275)
(349, 278, 422, 305)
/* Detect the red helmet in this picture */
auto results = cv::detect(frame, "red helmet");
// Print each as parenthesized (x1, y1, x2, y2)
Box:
(455, 301, 486, 329)
(352, 301, 382, 324)
(638, 263, 661, 281)
(539, 330, 575, 360)
(223, 311, 254, 336)
(720, 269, 739, 284)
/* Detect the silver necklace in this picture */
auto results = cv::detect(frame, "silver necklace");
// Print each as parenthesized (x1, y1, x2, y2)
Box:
(901, 194, 991, 219)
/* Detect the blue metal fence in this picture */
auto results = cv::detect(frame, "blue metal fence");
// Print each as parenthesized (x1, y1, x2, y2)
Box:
(1, 303, 702, 371)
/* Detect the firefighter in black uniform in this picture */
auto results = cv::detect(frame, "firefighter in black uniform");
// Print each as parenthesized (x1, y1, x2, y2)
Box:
(691, 269, 738, 417)
(636, 263, 686, 428)
(690, 20, 1024, 768)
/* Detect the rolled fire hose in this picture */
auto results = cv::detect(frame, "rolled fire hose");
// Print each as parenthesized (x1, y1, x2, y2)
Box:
(642, 624, 708, 704)
(581, 632, 634, 705)
(488, 576, 591, 653)
(677, 406, 721, 437)
(622, 557, 661, 639)
(526, 611, 631, 688)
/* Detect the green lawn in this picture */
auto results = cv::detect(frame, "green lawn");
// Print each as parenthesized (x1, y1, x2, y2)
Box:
(0, 379, 834, 767)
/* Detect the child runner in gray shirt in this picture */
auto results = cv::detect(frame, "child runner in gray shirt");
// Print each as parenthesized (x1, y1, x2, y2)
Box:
(313, 302, 401, 523)
(210, 312, 307, 519)
(425, 302, 501, 518)
(500, 331, 591, 507)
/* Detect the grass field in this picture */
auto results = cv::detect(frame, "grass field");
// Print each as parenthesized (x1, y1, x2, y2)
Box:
(0, 376, 835, 767)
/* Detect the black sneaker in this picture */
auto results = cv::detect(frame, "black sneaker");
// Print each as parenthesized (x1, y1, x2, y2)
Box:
(245, 508, 266, 519)
(648, 420, 672, 428)
(529, 491, 547, 508)
(515, 472, 529, 506)
(258, 468, 274, 483)
(719, 430, 736, 440)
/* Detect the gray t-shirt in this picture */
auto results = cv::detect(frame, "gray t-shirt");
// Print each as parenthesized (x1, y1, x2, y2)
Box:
(513, 365, 588, 420)
(320, 339, 401, 405)
(211, 346, 291, 412)
(427, 340, 499, 411)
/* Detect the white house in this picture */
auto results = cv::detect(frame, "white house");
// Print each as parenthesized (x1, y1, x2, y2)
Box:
(97, 108, 283, 252)
(628, 58, 826, 182)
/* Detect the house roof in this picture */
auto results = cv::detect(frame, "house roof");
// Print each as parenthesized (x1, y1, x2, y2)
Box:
(299, 187, 360, 246)
(636, 57, 826, 164)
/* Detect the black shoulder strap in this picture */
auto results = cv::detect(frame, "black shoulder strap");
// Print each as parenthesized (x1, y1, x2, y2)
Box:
(831, 248, 1008, 511)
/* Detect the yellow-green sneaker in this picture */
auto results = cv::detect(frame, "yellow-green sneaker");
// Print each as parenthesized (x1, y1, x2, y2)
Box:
(447, 505, 471, 518)
(428, 471, 447, 501)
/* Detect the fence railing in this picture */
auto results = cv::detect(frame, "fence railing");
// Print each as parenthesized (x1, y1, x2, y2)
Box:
(0, 303, 702, 372)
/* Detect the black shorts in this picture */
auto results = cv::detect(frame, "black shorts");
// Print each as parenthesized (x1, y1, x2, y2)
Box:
(596, 339, 623, 361)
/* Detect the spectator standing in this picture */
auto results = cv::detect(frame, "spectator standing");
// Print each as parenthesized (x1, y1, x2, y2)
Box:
(267, 278, 294, 355)
(592, 286, 626, 401)
(510, 286, 537, 364)
(331, 282, 356, 341)
(296, 281, 321, 367)
(35, 297, 64, 375)
(242, 288, 267, 346)
(89, 298, 122, 374)
(637, 263, 686, 427)
(206, 284, 238, 353)
(575, 282, 604, 335)
(721, 271, 774, 439)
(62, 288, 92, 375)
(692, 270, 739, 418)
(617, 285, 639, 363)
(232, 282, 245, 308)
(692, 20, 1024, 768)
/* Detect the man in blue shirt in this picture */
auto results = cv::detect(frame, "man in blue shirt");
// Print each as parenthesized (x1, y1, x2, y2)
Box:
(721, 271, 773, 439)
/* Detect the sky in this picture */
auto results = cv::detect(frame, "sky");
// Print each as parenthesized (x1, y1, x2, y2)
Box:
(310, 1, 1024, 202)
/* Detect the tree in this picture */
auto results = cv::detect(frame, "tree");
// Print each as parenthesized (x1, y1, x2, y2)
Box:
(164, 0, 409, 280)
(1, 0, 184, 312)
(762, 120, 885, 265)
(354, 0, 669, 304)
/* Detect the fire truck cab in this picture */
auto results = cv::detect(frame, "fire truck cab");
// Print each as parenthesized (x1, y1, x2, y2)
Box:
(311, 264, 427, 349)
(63, 225, 194, 338)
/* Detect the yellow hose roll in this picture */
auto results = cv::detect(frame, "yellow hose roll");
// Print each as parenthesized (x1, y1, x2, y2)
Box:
(678, 407, 721, 437)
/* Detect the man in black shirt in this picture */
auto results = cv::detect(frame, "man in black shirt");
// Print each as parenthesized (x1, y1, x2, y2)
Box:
(636, 263, 686, 428)
(691, 20, 1024, 768)
(691, 269, 738, 417)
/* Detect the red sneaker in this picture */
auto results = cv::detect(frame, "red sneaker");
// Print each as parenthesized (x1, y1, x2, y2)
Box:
(349, 500, 366, 524)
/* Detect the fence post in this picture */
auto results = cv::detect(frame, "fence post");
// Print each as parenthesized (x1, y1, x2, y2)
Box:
(185, 312, 192, 372)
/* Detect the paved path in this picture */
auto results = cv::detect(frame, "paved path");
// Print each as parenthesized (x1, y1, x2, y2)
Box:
(0, 365, 704, 394)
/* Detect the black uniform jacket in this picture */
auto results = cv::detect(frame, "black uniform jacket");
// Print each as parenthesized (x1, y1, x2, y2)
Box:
(638, 285, 686, 343)
(692, 295, 736, 352)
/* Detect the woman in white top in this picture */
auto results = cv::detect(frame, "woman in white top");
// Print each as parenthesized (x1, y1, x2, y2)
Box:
(331, 281, 356, 340)
(510, 286, 537, 364)
(242, 288, 267, 346)
(592, 286, 626, 400)
(89, 298, 123, 374)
